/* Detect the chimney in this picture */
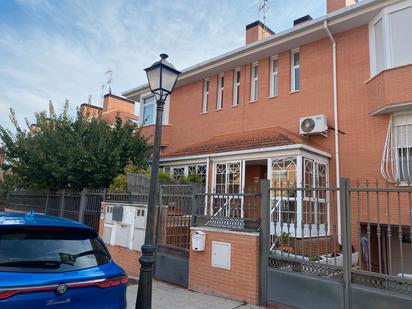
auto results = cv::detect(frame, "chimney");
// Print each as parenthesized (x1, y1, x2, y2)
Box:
(245, 21, 275, 44)
(327, 0, 357, 13)
(293, 15, 313, 26)
(103, 93, 135, 114)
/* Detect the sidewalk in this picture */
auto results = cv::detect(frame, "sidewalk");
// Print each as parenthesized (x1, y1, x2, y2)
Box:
(126, 280, 263, 309)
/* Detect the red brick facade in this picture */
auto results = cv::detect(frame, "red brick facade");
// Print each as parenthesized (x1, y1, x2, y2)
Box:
(188, 227, 260, 305)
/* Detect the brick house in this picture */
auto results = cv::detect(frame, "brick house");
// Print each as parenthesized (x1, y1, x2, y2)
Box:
(121, 0, 412, 288)
(80, 93, 139, 125)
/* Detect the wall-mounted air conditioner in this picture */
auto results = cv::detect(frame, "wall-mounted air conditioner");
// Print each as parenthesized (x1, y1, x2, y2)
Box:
(299, 115, 328, 136)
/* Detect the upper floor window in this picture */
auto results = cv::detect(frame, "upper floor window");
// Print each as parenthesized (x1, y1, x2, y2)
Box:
(233, 68, 241, 106)
(370, 1, 412, 76)
(142, 95, 155, 126)
(217, 73, 224, 110)
(202, 79, 209, 113)
(250, 62, 259, 101)
(291, 49, 300, 92)
(269, 56, 279, 97)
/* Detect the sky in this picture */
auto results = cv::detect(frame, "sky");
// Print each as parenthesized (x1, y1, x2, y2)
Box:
(0, 0, 325, 131)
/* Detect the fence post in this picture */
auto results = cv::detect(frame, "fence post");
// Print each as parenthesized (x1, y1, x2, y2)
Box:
(191, 189, 199, 227)
(78, 188, 87, 224)
(340, 178, 352, 309)
(59, 189, 65, 217)
(44, 190, 50, 215)
(259, 179, 270, 306)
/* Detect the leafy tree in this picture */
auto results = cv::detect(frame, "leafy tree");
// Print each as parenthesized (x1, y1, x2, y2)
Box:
(0, 101, 148, 191)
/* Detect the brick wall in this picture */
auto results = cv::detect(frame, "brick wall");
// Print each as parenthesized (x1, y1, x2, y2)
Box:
(188, 227, 260, 305)
(106, 244, 141, 277)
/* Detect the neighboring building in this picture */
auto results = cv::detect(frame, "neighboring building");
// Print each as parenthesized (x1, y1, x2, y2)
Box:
(123, 0, 412, 276)
(80, 93, 139, 125)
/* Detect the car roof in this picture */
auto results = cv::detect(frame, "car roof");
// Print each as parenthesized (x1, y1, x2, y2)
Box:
(0, 211, 95, 232)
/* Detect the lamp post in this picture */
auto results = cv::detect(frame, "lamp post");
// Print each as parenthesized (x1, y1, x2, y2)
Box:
(136, 54, 181, 309)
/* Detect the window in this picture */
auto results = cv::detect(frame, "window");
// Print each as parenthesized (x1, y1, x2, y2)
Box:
(291, 49, 300, 92)
(303, 158, 327, 224)
(163, 164, 208, 186)
(370, 2, 412, 76)
(172, 167, 185, 180)
(142, 95, 155, 126)
(217, 74, 224, 110)
(271, 158, 297, 224)
(250, 62, 258, 101)
(393, 113, 412, 182)
(269, 156, 329, 237)
(233, 68, 241, 106)
(202, 79, 209, 113)
(390, 5, 412, 67)
(0, 228, 110, 273)
(381, 112, 412, 183)
(213, 162, 242, 217)
(188, 164, 207, 184)
(269, 56, 279, 97)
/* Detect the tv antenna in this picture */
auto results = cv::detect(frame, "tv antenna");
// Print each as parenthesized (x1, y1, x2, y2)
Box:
(258, 0, 269, 38)
(101, 84, 105, 105)
(105, 69, 113, 94)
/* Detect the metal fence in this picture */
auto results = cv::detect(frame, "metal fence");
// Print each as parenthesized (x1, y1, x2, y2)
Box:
(7, 189, 103, 231)
(193, 188, 260, 231)
(264, 179, 412, 308)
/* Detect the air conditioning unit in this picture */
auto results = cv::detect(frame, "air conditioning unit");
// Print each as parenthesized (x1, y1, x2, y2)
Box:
(299, 115, 328, 135)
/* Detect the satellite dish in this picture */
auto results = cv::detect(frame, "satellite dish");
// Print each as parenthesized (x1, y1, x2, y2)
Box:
(301, 118, 316, 133)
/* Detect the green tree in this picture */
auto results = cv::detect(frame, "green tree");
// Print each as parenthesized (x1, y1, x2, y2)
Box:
(0, 101, 148, 191)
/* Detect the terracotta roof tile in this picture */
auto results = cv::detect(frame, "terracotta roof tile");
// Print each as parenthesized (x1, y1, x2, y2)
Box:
(163, 126, 310, 158)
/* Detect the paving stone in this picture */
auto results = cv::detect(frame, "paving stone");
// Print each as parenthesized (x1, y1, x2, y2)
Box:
(126, 280, 263, 309)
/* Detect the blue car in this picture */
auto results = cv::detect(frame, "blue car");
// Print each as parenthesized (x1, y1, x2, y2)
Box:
(0, 211, 127, 309)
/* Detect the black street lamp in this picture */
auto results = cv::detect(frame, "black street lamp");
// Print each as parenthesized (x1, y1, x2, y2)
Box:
(135, 54, 180, 309)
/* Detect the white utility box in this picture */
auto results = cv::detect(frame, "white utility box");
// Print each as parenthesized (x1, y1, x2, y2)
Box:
(192, 231, 206, 251)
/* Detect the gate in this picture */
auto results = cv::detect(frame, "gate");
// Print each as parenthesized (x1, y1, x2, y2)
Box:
(154, 185, 195, 287)
(261, 179, 412, 309)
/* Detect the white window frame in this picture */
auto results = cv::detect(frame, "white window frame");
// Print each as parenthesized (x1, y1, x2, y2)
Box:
(217, 73, 224, 110)
(141, 94, 155, 127)
(369, 0, 412, 76)
(268, 155, 329, 238)
(269, 56, 279, 97)
(140, 92, 169, 127)
(202, 78, 209, 113)
(233, 68, 241, 107)
(392, 112, 412, 183)
(211, 161, 243, 217)
(250, 62, 259, 102)
(290, 49, 300, 92)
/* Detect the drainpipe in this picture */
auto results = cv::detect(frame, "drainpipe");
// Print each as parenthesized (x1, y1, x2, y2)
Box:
(324, 20, 342, 244)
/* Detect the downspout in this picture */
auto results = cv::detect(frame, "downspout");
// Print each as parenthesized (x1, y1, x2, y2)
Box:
(324, 21, 342, 244)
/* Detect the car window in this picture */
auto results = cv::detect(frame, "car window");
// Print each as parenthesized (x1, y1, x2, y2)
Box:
(0, 227, 111, 273)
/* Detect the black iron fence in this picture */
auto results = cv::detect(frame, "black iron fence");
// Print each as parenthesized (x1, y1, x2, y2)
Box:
(263, 179, 412, 308)
(6, 189, 104, 231)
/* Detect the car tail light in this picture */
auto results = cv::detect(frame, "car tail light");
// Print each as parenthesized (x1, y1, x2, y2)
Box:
(0, 276, 128, 300)
(94, 275, 128, 288)
(0, 290, 18, 300)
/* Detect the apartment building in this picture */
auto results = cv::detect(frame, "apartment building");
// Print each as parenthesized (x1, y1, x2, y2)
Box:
(123, 0, 412, 277)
